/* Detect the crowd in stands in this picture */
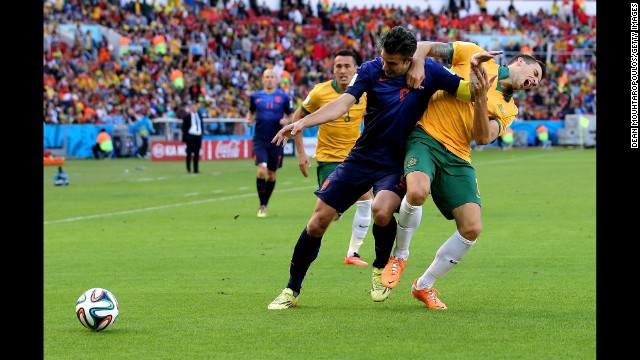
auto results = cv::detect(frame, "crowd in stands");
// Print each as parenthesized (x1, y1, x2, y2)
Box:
(43, 0, 596, 135)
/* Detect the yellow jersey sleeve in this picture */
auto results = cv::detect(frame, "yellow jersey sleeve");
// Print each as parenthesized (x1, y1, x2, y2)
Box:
(301, 84, 322, 114)
(455, 80, 471, 103)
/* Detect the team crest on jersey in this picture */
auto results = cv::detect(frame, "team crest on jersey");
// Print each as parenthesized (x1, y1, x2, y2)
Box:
(498, 104, 505, 115)
(406, 157, 418, 168)
(275, 96, 281, 103)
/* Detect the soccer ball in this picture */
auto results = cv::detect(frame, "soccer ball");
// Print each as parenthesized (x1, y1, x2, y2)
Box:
(75, 288, 119, 331)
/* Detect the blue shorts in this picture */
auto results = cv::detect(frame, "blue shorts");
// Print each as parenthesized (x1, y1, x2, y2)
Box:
(253, 139, 284, 171)
(314, 157, 406, 213)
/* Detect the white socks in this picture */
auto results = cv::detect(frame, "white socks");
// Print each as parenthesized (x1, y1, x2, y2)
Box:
(393, 196, 422, 259)
(417, 230, 475, 289)
(347, 199, 372, 256)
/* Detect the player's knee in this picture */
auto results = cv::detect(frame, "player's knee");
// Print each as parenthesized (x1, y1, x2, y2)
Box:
(371, 210, 393, 227)
(406, 188, 429, 206)
(307, 212, 335, 236)
(459, 223, 482, 241)
(306, 221, 325, 237)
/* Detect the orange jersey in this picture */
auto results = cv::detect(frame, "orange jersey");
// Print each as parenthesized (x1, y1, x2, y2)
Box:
(301, 79, 367, 162)
(97, 131, 111, 144)
(417, 41, 518, 162)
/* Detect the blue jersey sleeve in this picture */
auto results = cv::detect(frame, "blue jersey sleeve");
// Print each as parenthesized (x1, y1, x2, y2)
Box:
(345, 59, 377, 103)
(424, 59, 462, 96)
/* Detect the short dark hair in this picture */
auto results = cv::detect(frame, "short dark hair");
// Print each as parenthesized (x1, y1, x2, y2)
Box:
(375, 26, 417, 61)
(333, 49, 361, 66)
(507, 53, 547, 80)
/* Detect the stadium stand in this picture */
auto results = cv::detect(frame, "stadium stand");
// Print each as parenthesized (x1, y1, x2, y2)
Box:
(43, 0, 596, 156)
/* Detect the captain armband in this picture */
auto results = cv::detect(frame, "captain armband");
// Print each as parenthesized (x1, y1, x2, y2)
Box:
(455, 80, 471, 103)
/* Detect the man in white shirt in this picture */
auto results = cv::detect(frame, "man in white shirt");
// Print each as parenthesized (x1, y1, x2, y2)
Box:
(181, 103, 203, 174)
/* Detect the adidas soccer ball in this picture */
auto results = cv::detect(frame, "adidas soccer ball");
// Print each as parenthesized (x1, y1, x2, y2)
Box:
(75, 288, 119, 331)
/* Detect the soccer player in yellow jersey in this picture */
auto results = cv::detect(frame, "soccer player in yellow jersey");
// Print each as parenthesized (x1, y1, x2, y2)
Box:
(381, 41, 546, 310)
(290, 49, 373, 267)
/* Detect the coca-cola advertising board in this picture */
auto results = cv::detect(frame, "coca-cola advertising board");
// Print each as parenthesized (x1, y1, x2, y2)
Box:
(150, 139, 253, 161)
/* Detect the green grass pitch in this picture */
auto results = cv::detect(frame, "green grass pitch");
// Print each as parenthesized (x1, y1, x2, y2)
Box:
(43, 147, 596, 359)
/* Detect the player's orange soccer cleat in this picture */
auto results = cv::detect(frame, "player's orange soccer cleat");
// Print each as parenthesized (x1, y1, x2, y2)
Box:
(344, 254, 368, 266)
(381, 256, 407, 288)
(411, 279, 447, 310)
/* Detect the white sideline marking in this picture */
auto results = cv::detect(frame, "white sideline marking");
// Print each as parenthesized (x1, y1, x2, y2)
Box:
(44, 185, 316, 225)
(136, 177, 167, 182)
(44, 152, 570, 225)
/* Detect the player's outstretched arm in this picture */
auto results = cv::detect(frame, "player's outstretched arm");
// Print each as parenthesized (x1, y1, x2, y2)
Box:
(272, 93, 356, 147)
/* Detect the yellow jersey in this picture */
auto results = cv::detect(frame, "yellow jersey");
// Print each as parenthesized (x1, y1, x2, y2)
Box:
(417, 41, 518, 162)
(301, 79, 367, 162)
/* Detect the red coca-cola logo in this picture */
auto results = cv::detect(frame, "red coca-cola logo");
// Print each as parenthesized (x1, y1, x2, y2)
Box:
(215, 140, 241, 159)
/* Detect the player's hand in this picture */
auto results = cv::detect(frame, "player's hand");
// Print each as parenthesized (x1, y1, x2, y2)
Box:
(470, 63, 498, 101)
(470, 51, 503, 67)
(406, 57, 425, 89)
(272, 122, 304, 147)
(297, 153, 311, 177)
(279, 117, 289, 126)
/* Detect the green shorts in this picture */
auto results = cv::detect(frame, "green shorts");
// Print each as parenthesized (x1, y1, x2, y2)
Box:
(316, 161, 340, 188)
(404, 128, 481, 220)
